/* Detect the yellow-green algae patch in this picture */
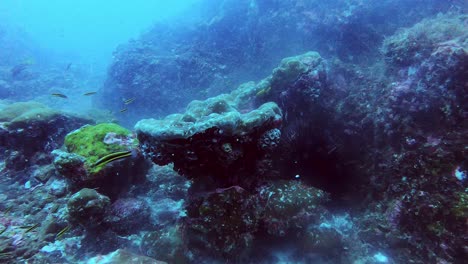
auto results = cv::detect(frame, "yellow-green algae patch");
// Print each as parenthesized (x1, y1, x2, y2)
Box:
(64, 123, 136, 173)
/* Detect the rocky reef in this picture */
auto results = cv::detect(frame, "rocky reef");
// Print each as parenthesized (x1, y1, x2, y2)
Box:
(133, 11, 467, 261)
(0, 4, 467, 264)
(67, 188, 111, 228)
(135, 100, 282, 183)
(133, 51, 343, 261)
(100, 0, 456, 126)
(0, 101, 91, 172)
(53, 123, 150, 198)
(132, 50, 338, 262)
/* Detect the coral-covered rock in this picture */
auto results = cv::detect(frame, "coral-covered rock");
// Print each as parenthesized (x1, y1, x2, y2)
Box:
(350, 13, 468, 263)
(381, 15, 467, 139)
(253, 52, 337, 146)
(257, 51, 327, 104)
(54, 123, 150, 197)
(140, 225, 187, 264)
(85, 249, 167, 264)
(67, 188, 110, 227)
(0, 101, 91, 167)
(104, 198, 151, 235)
(383, 14, 467, 68)
(184, 187, 260, 260)
(258, 181, 330, 237)
(252, 52, 358, 195)
(64, 123, 138, 173)
(52, 150, 88, 183)
(182, 181, 330, 260)
(100, 0, 453, 126)
(135, 92, 282, 186)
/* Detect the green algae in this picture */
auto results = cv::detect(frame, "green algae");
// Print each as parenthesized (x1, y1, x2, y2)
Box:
(64, 123, 135, 173)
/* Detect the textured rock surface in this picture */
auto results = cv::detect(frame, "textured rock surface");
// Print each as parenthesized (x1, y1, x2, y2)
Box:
(84, 249, 168, 264)
(136, 93, 282, 185)
(67, 188, 110, 227)
(100, 0, 453, 126)
(184, 187, 260, 260)
(258, 181, 329, 237)
(53, 123, 150, 197)
(140, 225, 187, 264)
(0, 101, 91, 170)
(104, 198, 151, 235)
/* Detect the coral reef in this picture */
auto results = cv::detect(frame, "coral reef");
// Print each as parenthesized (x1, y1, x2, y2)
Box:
(100, 0, 454, 126)
(135, 96, 282, 187)
(104, 198, 151, 235)
(135, 52, 339, 260)
(185, 187, 260, 260)
(383, 14, 467, 68)
(0, 101, 91, 171)
(340, 13, 468, 263)
(64, 123, 137, 172)
(140, 225, 186, 263)
(1, 3, 467, 263)
(53, 123, 150, 197)
(258, 181, 329, 237)
(67, 188, 110, 227)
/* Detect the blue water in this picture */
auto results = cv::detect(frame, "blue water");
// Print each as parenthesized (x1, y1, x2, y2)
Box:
(0, 0, 194, 65)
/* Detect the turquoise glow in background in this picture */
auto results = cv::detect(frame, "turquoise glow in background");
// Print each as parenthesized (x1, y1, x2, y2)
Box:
(0, 0, 196, 63)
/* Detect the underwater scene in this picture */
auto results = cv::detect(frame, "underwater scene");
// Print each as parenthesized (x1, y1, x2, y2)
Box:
(0, 0, 467, 263)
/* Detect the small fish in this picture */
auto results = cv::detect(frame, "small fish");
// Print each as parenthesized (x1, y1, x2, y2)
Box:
(83, 92, 97, 96)
(0, 252, 13, 259)
(66, 62, 72, 70)
(124, 98, 136, 104)
(0, 226, 7, 236)
(92, 151, 132, 168)
(56, 225, 71, 240)
(119, 108, 128, 113)
(256, 86, 271, 97)
(51, 93, 68, 99)
(49, 204, 59, 213)
(23, 223, 39, 233)
(327, 145, 338, 155)
(3, 206, 12, 215)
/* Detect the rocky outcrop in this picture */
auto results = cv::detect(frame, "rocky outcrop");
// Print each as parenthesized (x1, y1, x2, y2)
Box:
(53, 123, 150, 198)
(135, 95, 282, 188)
(0, 101, 91, 170)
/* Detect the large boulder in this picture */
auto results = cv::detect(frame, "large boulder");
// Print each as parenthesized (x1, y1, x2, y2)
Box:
(353, 14, 468, 263)
(135, 94, 282, 188)
(0, 101, 91, 170)
(140, 225, 187, 264)
(381, 14, 467, 138)
(184, 187, 260, 260)
(104, 198, 151, 235)
(67, 188, 110, 227)
(53, 123, 150, 197)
